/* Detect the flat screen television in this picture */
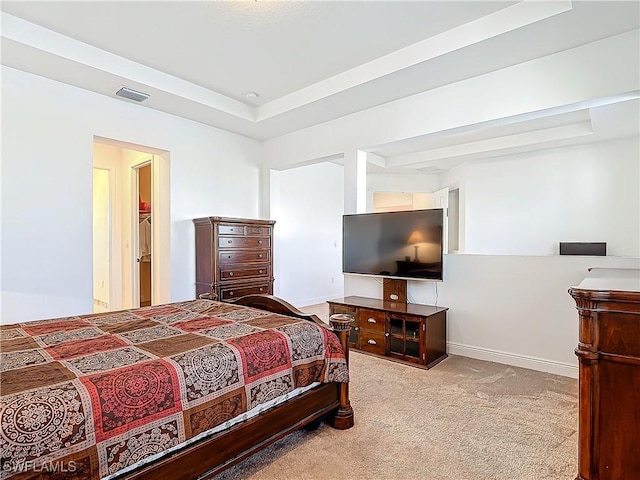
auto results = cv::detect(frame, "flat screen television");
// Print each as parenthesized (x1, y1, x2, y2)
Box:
(342, 209, 444, 281)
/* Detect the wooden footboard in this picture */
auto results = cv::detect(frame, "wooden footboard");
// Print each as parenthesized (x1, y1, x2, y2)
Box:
(232, 294, 354, 430)
(231, 294, 325, 323)
(123, 294, 353, 480)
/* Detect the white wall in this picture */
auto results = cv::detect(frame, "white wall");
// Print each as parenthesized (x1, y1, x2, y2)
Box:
(271, 162, 344, 306)
(367, 173, 439, 212)
(445, 137, 639, 256)
(1, 66, 262, 323)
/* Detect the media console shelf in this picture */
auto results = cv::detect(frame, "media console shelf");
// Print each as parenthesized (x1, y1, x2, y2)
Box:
(327, 296, 448, 368)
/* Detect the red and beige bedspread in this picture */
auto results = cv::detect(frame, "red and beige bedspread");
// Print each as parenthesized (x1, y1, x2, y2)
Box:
(0, 299, 348, 479)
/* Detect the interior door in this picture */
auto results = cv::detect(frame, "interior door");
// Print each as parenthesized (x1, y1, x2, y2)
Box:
(138, 163, 152, 306)
(133, 162, 153, 308)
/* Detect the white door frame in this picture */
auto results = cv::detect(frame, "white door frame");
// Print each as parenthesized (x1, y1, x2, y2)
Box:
(150, 152, 171, 305)
(431, 187, 449, 255)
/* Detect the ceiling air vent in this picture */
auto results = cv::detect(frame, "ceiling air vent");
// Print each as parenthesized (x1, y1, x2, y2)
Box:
(116, 87, 150, 102)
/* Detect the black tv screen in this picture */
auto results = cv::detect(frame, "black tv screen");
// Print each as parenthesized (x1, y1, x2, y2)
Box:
(342, 209, 444, 281)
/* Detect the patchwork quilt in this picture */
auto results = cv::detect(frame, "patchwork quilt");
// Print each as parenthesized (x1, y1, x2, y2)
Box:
(0, 299, 349, 479)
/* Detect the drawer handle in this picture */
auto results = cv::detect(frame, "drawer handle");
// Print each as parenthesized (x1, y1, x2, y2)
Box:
(227, 255, 232, 259)
(259, 270, 263, 274)
(259, 287, 264, 292)
(367, 339, 377, 345)
(229, 291, 234, 296)
(258, 254, 263, 258)
(228, 240, 232, 244)
(385, 333, 390, 337)
(367, 318, 377, 324)
(258, 239, 263, 244)
(229, 272, 234, 276)
(229, 228, 234, 232)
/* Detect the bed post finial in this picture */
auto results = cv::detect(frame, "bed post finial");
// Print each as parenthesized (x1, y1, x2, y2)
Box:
(329, 313, 355, 429)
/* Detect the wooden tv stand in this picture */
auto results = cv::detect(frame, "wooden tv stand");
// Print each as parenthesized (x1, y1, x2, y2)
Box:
(327, 295, 448, 368)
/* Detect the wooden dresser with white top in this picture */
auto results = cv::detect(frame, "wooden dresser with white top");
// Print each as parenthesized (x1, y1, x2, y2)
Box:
(569, 267, 640, 480)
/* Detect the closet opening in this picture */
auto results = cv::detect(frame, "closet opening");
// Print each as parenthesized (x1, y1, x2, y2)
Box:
(135, 163, 153, 307)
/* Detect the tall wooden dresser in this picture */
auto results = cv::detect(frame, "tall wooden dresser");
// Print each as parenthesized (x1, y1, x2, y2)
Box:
(194, 216, 275, 301)
(569, 267, 640, 480)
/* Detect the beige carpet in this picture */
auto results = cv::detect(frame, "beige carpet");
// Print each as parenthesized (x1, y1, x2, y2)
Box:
(215, 349, 578, 480)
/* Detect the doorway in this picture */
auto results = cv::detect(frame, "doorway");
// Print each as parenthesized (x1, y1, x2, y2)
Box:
(135, 163, 153, 307)
(92, 138, 171, 311)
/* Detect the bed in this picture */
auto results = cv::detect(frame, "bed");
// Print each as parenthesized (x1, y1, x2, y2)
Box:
(0, 294, 354, 479)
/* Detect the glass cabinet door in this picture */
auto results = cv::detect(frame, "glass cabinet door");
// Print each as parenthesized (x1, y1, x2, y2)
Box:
(405, 320, 420, 359)
(390, 318, 403, 338)
(388, 315, 422, 361)
(349, 324, 358, 346)
(329, 306, 357, 348)
(389, 318, 404, 355)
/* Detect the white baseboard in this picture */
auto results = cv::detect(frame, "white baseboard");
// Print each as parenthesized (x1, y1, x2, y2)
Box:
(93, 298, 109, 308)
(447, 341, 578, 379)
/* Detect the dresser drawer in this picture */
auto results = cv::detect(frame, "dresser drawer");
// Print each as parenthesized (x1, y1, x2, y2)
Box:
(217, 224, 272, 236)
(246, 226, 271, 236)
(219, 250, 270, 265)
(219, 236, 270, 249)
(357, 308, 386, 333)
(219, 282, 271, 301)
(219, 265, 270, 280)
(217, 224, 245, 235)
(359, 330, 386, 356)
